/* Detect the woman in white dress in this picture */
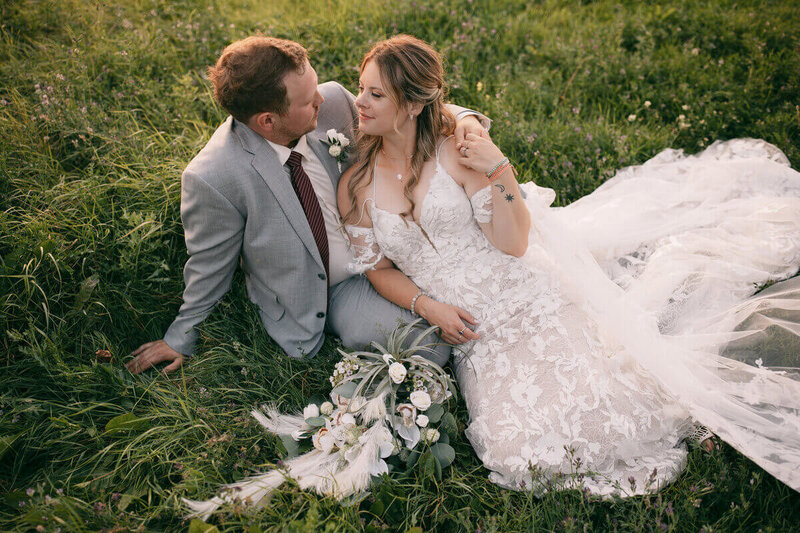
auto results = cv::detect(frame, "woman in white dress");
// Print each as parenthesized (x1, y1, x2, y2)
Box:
(338, 35, 800, 496)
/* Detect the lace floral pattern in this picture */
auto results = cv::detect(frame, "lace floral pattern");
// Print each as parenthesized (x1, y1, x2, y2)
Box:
(344, 139, 800, 496)
(347, 162, 694, 496)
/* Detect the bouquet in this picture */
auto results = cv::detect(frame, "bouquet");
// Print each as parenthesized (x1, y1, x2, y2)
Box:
(184, 321, 459, 521)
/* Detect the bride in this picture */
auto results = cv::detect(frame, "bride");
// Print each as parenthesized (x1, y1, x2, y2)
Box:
(338, 35, 800, 496)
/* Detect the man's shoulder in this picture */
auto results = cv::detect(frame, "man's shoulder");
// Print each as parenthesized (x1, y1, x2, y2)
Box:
(183, 117, 251, 182)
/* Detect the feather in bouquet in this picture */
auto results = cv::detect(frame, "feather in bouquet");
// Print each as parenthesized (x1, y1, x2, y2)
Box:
(184, 320, 459, 521)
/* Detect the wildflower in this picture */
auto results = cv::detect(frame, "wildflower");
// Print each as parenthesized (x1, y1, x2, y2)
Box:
(627, 114, 637, 122)
(93, 501, 106, 513)
(423, 427, 440, 444)
(26, 488, 35, 497)
(682, 104, 690, 111)
(476, 81, 483, 92)
(628, 476, 637, 491)
(644, 100, 651, 108)
(691, 47, 700, 55)
(572, 106, 580, 114)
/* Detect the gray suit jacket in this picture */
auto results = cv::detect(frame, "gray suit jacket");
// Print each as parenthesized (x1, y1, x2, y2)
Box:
(164, 81, 357, 358)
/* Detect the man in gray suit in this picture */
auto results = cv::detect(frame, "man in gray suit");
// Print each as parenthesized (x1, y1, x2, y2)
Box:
(127, 36, 487, 374)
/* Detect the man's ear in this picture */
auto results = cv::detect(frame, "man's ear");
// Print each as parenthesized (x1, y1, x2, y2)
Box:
(249, 111, 276, 137)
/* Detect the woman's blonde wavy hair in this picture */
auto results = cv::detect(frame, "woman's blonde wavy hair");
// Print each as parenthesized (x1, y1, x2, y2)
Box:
(341, 35, 455, 225)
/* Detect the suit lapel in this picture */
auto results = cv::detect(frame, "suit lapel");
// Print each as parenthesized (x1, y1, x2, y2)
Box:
(234, 120, 324, 269)
(307, 130, 341, 191)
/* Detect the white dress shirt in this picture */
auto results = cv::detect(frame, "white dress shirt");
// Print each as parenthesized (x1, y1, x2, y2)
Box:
(267, 136, 354, 286)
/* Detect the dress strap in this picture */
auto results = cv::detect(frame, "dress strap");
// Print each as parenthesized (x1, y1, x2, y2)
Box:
(435, 136, 454, 164)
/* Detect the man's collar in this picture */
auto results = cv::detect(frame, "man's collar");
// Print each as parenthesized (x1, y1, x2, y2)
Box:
(266, 135, 310, 165)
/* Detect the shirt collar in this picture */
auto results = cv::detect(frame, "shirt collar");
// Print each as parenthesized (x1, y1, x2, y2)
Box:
(266, 135, 311, 166)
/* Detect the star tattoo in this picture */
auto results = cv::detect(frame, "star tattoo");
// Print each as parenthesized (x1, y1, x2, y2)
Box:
(505, 193, 515, 202)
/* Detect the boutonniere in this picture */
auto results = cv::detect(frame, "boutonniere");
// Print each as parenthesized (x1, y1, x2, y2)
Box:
(323, 129, 351, 172)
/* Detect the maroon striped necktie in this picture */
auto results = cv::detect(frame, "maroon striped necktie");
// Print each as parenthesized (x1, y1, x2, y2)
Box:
(286, 151, 329, 278)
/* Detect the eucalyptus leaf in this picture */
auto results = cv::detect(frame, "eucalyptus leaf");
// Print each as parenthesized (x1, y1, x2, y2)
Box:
(332, 381, 357, 399)
(425, 403, 444, 423)
(304, 416, 326, 427)
(440, 412, 458, 439)
(430, 442, 455, 469)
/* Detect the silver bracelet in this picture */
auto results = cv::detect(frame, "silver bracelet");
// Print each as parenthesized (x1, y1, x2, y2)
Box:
(410, 290, 425, 316)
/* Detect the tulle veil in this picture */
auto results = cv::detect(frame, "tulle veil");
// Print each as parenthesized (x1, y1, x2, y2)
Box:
(518, 138, 800, 492)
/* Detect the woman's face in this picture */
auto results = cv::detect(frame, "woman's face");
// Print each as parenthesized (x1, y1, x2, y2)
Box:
(355, 60, 405, 136)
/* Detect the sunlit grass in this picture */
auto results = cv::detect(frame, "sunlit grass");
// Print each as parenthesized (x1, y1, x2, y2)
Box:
(2, 0, 799, 530)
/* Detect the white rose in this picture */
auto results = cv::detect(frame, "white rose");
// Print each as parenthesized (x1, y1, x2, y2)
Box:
(303, 403, 319, 419)
(410, 390, 432, 411)
(320, 401, 334, 415)
(396, 403, 417, 428)
(326, 128, 337, 141)
(382, 353, 394, 364)
(388, 362, 407, 384)
(329, 145, 342, 157)
(337, 133, 350, 147)
(416, 414, 429, 427)
(424, 428, 440, 444)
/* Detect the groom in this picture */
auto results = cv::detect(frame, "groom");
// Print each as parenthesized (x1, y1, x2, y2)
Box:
(127, 36, 488, 374)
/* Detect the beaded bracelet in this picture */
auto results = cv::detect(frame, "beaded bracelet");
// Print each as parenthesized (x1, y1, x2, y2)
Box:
(488, 162, 512, 181)
(486, 157, 509, 178)
(410, 290, 425, 315)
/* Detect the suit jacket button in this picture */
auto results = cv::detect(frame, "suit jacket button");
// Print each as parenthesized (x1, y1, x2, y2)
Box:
(317, 312, 325, 318)
(318, 273, 326, 280)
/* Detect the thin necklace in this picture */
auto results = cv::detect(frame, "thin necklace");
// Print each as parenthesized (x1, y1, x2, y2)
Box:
(380, 149, 412, 181)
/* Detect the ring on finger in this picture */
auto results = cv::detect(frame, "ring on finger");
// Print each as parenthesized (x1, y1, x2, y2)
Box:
(461, 146, 468, 156)
(458, 327, 465, 335)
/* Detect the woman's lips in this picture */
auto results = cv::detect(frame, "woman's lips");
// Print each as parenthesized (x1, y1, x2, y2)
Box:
(358, 113, 373, 121)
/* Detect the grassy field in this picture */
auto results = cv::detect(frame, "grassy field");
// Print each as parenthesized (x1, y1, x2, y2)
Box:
(2, 0, 800, 531)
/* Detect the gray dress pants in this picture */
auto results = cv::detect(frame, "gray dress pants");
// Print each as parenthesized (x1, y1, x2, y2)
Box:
(326, 274, 451, 368)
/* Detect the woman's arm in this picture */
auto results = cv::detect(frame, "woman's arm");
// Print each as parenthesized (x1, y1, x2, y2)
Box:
(337, 169, 480, 345)
(444, 134, 530, 256)
(364, 262, 479, 345)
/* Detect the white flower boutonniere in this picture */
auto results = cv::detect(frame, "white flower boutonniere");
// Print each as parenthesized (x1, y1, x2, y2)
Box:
(323, 128, 351, 172)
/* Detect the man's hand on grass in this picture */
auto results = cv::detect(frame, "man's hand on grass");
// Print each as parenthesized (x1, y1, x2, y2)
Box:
(126, 340, 184, 374)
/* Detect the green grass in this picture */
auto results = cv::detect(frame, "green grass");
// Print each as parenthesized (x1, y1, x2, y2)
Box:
(2, 0, 800, 530)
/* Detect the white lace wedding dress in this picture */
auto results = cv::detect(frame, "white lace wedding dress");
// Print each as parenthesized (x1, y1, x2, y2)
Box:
(346, 138, 800, 497)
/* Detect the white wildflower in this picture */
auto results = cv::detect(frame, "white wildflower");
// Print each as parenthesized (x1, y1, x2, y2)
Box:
(627, 114, 637, 122)
(423, 428, 440, 444)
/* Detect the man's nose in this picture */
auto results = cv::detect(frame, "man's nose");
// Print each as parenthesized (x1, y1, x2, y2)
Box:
(316, 90, 324, 106)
